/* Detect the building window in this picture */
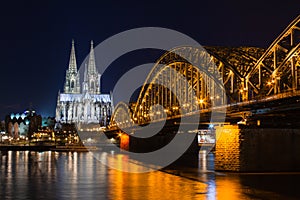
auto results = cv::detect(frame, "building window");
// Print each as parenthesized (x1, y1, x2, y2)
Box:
(71, 80, 75, 89)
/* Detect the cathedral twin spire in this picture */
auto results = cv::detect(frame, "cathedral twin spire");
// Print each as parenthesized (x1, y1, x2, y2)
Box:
(64, 40, 100, 95)
(68, 40, 77, 74)
(87, 41, 96, 75)
(56, 40, 112, 125)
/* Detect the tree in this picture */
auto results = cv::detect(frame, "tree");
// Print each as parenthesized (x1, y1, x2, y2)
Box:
(4, 115, 10, 133)
(13, 122, 19, 139)
(28, 115, 42, 139)
(7, 122, 13, 137)
(0, 121, 5, 132)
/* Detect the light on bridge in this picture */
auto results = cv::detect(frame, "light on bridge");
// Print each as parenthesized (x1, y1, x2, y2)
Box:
(239, 88, 247, 93)
(182, 103, 190, 107)
(267, 81, 272, 86)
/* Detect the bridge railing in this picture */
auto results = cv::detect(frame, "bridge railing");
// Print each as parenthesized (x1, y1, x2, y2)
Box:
(229, 89, 300, 108)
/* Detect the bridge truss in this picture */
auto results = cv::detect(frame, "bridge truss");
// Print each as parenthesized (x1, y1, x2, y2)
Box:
(110, 15, 300, 127)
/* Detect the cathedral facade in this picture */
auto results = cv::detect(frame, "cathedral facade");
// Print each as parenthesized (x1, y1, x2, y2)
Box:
(55, 40, 113, 126)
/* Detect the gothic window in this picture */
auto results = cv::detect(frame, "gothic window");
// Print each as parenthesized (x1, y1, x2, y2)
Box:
(71, 80, 75, 89)
(90, 80, 95, 90)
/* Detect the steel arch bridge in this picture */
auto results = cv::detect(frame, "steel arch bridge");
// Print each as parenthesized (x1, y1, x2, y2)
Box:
(110, 15, 300, 128)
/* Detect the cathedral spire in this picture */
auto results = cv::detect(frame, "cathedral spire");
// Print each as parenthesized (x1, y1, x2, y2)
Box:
(83, 40, 101, 94)
(64, 40, 80, 94)
(68, 39, 77, 73)
(87, 40, 96, 74)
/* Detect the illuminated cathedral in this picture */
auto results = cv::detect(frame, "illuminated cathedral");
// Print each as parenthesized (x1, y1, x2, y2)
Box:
(55, 40, 113, 126)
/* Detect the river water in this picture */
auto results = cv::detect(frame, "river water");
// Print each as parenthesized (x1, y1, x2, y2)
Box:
(0, 150, 300, 199)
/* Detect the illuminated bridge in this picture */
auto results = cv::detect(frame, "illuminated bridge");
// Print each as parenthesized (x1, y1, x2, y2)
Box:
(107, 15, 300, 172)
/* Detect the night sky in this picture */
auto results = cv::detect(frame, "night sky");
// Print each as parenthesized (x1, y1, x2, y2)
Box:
(0, 0, 299, 119)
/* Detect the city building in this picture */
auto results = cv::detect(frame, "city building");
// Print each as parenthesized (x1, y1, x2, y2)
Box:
(55, 40, 113, 126)
(3, 108, 44, 139)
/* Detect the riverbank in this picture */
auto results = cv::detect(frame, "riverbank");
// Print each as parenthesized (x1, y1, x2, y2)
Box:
(0, 145, 55, 151)
(0, 143, 115, 152)
(0, 144, 98, 152)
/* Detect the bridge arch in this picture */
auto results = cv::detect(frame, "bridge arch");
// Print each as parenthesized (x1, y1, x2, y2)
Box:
(109, 102, 133, 129)
(246, 15, 300, 98)
(132, 46, 235, 124)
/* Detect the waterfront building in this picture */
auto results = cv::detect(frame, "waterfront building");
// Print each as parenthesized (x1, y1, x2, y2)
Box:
(5, 109, 39, 137)
(55, 40, 113, 126)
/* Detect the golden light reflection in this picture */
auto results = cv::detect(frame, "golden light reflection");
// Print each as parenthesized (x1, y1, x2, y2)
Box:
(215, 176, 244, 200)
(108, 169, 208, 200)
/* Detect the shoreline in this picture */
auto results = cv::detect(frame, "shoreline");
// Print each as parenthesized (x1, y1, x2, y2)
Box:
(0, 143, 115, 152)
(0, 145, 56, 151)
(0, 145, 93, 152)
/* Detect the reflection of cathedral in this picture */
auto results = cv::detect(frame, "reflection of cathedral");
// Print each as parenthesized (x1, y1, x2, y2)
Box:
(55, 40, 113, 126)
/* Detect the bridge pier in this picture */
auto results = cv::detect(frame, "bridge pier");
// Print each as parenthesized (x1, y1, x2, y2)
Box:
(215, 125, 300, 172)
(118, 129, 200, 168)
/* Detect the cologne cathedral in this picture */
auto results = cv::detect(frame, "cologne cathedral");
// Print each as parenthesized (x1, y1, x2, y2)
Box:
(55, 40, 113, 126)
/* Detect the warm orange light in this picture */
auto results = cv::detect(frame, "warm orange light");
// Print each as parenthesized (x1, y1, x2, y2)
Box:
(120, 134, 129, 151)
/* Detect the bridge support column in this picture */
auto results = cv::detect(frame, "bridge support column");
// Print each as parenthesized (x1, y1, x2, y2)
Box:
(215, 125, 241, 171)
(215, 125, 300, 172)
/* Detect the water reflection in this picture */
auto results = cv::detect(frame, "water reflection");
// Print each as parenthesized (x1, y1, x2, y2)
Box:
(0, 150, 300, 199)
(108, 169, 207, 200)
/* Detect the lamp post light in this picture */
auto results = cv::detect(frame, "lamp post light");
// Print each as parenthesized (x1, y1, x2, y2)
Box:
(198, 99, 205, 109)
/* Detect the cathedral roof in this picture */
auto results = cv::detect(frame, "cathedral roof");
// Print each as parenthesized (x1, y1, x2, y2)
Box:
(59, 93, 111, 103)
